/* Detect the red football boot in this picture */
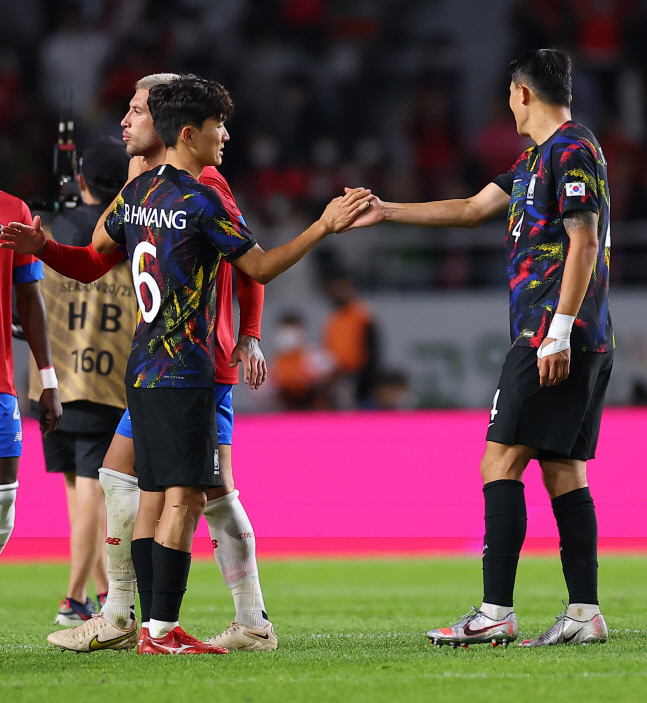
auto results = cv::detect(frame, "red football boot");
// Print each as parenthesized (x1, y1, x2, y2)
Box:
(137, 625, 229, 655)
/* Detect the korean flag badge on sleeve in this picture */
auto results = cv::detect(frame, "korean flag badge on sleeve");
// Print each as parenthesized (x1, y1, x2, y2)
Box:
(565, 181, 586, 197)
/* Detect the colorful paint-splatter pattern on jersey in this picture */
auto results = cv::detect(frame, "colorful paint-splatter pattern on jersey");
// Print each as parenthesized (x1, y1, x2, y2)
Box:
(494, 121, 612, 352)
(104, 165, 256, 388)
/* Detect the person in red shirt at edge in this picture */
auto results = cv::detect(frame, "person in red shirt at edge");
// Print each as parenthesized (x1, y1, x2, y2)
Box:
(2, 74, 275, 654)
(0, 192, 62, 556)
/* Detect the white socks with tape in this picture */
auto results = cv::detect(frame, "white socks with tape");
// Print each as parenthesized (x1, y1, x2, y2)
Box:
(203, 490, 269, 628)
(0, 481, 18, 554)
(99, 468, 140, 628)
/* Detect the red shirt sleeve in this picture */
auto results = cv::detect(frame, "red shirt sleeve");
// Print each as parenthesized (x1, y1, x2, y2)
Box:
(199, 166, 264, 340)
(236, 268, 263, 340)
(40, 240, 127, 283)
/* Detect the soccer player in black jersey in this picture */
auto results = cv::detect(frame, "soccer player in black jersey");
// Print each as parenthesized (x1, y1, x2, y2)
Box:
(87, 75, 371, 655)
(348, 49, 612, 647)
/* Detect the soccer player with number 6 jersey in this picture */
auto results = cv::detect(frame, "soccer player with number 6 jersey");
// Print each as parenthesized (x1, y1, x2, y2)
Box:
(89, 75, 370, 655)
(346, 49, 613, 648)
(2, 74, 270, 654)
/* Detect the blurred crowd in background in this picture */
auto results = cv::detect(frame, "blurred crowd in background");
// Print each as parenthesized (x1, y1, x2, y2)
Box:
(3, 0, 647, 410)
(3, 0, 647, 226)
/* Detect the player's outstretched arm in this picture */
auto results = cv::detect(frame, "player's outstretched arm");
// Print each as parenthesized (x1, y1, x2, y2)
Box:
(0, 215, 127, 283)
(343, 182, 510, 230)
(41, 241, 127, 283)
(0, 215, 48, 255)
(234, 187, 372, 284)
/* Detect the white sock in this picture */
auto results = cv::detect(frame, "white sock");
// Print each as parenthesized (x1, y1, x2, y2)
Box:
(148, 618, 179, 639)
(203, 490, 269, 629)
(0, 481, 18, 555)
(566, 603, 601, 620)
(480, 602, 513, 620)
(99, 468, 140, 628)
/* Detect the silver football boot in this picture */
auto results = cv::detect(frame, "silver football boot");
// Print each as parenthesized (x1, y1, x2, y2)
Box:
(520, 605, 608, 647)
(427, 607, 519, 648)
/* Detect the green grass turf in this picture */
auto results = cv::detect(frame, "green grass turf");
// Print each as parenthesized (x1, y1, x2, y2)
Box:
(0, 556, 646, 703)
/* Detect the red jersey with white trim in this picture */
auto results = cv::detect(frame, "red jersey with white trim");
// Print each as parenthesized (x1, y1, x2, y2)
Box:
(200, 167, 264, 384)
(0, 192, 44, 395)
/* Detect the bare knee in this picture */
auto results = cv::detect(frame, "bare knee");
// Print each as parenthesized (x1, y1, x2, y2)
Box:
(102, 434, 137, 477)
(157, 489, 206, 550)
(0, 457, 20, 485)
(480, 442, 535, 485)
(540, 458, 588, 499)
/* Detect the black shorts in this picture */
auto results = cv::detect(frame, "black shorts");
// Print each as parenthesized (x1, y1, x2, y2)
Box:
(42, 429, 116, 479)
(486, 346, 613, 460)
(126, 386, 221, 493)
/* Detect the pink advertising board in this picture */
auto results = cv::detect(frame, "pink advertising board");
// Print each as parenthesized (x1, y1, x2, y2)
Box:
(3, 408, 646, 560)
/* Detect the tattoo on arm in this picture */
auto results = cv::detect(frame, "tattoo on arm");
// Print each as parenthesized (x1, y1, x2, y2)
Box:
(563, 210, 598, 236)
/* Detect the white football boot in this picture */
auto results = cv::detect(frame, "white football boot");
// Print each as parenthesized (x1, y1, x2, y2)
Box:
(427, 607, 518, 648)
(207, 622, 278, 651)
(47, 614, 138, 652)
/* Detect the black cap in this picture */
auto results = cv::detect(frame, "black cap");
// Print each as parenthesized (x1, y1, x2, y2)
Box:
(79, 136, 129, 192)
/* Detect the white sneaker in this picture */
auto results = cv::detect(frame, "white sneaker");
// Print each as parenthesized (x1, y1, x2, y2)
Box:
(427, 607, 518, 647)
(207, 622, 278, 651)
(520, 608, 608, 647)
(47, 614, 138, 652)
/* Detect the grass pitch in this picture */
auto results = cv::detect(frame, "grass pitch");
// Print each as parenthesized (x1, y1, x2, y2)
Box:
(1, 555, 646, 703)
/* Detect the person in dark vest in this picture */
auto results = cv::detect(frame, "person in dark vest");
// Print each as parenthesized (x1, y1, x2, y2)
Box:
(29, 137, 135, 626)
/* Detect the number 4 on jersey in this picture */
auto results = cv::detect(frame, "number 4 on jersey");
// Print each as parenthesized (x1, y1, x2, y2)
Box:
(511, 212, 524, 242)
(489, 388, 500, 425)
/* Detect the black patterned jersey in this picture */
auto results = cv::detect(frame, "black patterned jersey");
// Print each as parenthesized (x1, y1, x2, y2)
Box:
(493, 121, 612, 352)
(105, 165, 256, 388)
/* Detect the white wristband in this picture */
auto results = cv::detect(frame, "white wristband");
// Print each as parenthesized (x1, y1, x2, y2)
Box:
(40, 366, 58, 390)
(537, 313, 575, 359)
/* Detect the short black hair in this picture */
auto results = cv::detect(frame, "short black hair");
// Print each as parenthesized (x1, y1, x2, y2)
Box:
(79, 136, 129, 204)
(148, 75, 234, 148)
(508, 48, 572, 107)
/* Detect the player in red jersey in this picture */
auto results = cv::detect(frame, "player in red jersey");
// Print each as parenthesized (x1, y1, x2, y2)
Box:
(0, 75, 272, 653)
(0, 191, 62, 555)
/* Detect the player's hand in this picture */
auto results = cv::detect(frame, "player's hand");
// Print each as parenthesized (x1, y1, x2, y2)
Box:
(0, 215, 47, 255)
(537, 338, 570, 387)
(127, 156, 149, 182)
(39, 388, 62, 436)
(229, 335, 267, 389)
(340, 187, 385, 230)
(319, 187, 372, 234)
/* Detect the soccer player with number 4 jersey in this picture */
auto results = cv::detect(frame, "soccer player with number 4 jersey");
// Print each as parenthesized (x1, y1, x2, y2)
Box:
(347, 49, 612, 648)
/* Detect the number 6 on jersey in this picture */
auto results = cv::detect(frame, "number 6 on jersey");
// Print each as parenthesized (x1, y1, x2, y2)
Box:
(132, 241, 161, 322)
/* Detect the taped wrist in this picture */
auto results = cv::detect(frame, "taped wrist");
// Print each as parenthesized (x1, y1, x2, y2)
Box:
(537, 313, 575, 358)
(39, 366, 59, 389)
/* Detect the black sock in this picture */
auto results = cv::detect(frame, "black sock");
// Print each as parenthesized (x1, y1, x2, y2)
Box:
(552, 487, 599, 605)
(482, 479, 527, 608)
(150, 541, 192, 623)
(131, 537, 154, 623)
